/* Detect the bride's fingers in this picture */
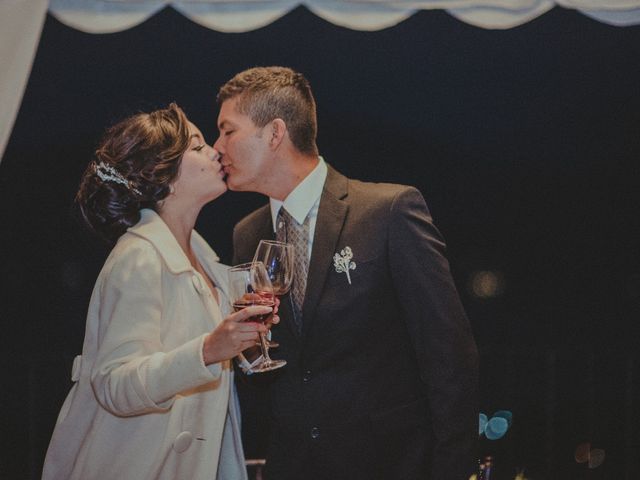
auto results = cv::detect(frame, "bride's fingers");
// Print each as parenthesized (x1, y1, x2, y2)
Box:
(230, 305, 272, 323)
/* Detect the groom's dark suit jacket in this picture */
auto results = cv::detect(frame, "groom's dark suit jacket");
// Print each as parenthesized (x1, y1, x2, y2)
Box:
(233, 165, 478, 480)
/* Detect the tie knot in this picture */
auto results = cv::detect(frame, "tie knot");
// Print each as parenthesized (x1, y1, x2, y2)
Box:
(277, 208, 302, 234)
(277, 207, 294, 224)
(276, 208, 292, 243)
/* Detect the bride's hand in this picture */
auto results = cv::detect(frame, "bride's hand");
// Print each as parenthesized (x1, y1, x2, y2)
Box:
(268, 296, 281, 327)
(202, 305, 271, 365)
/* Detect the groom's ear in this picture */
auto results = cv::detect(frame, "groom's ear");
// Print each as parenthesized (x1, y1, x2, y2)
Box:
(269, 118, 287, 149)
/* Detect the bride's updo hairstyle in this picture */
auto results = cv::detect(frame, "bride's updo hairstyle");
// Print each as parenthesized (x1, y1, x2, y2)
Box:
(76, 103, 190, 244)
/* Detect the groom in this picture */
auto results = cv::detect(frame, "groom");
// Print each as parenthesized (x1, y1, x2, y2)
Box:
(215, 66, 479, 480)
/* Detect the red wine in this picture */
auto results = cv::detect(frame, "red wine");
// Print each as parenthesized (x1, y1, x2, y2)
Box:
(233, 294, 275, 324)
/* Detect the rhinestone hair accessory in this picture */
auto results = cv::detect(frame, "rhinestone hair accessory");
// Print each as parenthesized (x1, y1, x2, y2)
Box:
(94, 161, 141, 195)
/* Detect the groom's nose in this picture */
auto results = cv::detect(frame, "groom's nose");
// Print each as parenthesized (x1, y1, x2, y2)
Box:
(213, 136, 224, 154)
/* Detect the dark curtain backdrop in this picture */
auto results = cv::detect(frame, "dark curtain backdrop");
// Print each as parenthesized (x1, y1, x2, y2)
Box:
(1, 6, 639, 479)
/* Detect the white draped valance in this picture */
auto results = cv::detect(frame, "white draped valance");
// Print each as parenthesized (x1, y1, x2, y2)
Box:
(1, 0, 640, 163)
(46, 0, 640, 33)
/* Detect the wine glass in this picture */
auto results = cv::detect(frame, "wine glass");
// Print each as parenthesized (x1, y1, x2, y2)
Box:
(253, 240, 295, 348)
(227, 261, 286, 373)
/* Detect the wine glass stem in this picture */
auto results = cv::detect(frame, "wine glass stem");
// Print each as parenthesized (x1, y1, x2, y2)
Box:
(259, 332, 272, 363)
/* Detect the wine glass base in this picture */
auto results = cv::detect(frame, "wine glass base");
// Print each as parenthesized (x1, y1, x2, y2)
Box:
(256, 340, 280, 348)
(252, 359, 287, 373)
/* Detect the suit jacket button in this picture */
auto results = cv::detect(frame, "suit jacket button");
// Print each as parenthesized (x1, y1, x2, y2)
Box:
(310, 427, 320, 440)
(302, 370, 311, 382)
(173, 431, 193, 453)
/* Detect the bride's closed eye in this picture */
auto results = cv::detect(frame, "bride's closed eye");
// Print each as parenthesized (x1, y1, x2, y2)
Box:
(193, 144, 206, 152)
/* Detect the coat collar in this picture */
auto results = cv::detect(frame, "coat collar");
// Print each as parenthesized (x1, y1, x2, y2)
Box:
(127, 209, 231, 308)
(126, 209, 221, 274)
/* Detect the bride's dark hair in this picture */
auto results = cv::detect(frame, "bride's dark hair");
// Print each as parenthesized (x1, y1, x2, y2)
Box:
(76, 103, 190, 244)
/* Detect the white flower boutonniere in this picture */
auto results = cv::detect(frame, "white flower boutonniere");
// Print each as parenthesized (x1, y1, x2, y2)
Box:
(333, 246, 356, 284)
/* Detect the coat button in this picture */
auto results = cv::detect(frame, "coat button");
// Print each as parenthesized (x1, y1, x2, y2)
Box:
(310, 427, 320, 440)
(302, 370, 311, 382)
(173, 431, 193, 453)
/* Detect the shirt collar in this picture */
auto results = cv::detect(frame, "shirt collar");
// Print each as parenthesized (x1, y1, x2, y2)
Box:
(270, 156, 327, 230)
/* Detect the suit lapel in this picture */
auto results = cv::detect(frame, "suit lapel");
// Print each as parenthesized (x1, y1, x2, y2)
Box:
(301, 166, 349, 336)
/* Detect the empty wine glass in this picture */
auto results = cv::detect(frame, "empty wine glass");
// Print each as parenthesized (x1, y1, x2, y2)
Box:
(228, 261, 286, 373)
(253, 240, 295, 348)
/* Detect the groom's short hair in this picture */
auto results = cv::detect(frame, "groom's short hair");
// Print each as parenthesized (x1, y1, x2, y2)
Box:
(217, 66, 319, 156)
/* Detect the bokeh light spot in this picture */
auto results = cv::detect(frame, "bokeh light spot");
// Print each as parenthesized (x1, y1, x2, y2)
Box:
(588, 448, 605, 469)
(575, 443, 605, 468)
(492, 410, 513, 427)
(469, 270, 505, 299)
(479, 413, 488, 435)
(574, 442, 590, 463)
(485, 416, 508, 440)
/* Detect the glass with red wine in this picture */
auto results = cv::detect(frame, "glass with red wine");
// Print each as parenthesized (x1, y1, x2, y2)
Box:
(227, 261, 286, 373)
(252, 240, 295, 348)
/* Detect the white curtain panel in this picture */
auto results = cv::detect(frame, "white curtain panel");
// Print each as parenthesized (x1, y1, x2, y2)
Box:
(1, 0, 639, 162)
(0, 0, 48, 163)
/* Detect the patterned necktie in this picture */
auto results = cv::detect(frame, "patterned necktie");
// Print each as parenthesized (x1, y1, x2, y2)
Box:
(276, 207, 310, 331)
